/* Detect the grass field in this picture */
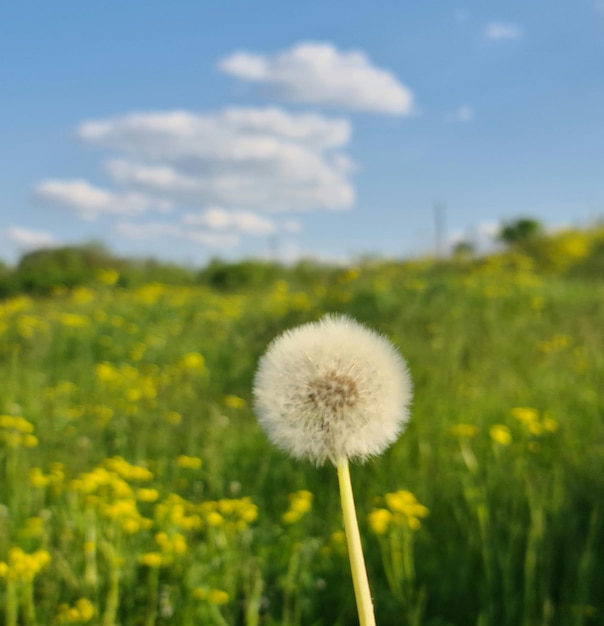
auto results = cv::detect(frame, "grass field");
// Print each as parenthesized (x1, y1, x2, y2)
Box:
(0, 250, 603, 626)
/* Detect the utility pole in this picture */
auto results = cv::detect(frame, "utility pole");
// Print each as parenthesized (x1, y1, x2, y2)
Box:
(434, 202, 445, 258)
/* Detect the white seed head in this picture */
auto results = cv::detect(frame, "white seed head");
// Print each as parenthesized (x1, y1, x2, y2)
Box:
(253, 315, 412, 465)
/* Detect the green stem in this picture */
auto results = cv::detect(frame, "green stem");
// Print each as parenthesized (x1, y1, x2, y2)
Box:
(336, 459, 376, 626)
(144, 566, 160, 626)
(102, 545, 120, 626)
(6, 578, 18, 626)
(23, 579, 37, 626)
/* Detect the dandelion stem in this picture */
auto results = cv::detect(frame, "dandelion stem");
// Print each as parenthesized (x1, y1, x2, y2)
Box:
(337, 459, 377, 626)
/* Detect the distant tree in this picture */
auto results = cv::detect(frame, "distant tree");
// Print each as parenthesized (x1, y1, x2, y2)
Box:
(16, 242, 116, 292)
(452, 240, 475, 260)
(498, 218, 543, 247)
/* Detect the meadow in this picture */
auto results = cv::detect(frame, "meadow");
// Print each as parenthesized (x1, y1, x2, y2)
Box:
(0, 233, 603, 626)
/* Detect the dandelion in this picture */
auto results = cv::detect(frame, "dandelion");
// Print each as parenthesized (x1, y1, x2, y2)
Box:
(253, 314, 412, 626)
(253, 315, 411, 466)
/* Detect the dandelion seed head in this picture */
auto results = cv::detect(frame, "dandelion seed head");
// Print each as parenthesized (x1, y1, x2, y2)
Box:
(253, 314, 412, 465)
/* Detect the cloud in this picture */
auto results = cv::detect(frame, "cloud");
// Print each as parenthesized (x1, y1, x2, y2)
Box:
(76, 107, 355, 213)
(79, 107, 350, 155)
(32, 179, 172, 220)
(484, 22, 523, 40)
(183, 208, 277, 235)
(219, 42, 414, 115)
(114, 221, 240, 249)
(7, 227, 60, 251)
(114, 207, 290, 250)
(446, 105, 474, 122)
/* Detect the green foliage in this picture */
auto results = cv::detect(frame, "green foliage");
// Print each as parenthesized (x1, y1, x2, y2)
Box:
(2, 223, 603, 303)
(0, 254, 602, 625)
(16, 242, 115, 292)
(498, 217, 543, 247)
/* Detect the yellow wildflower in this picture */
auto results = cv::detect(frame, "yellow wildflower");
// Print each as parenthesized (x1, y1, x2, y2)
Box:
(222, 394, 246, 409)
(511, 407, 539, 425)
(139, 552, 163, 568)
(176, 455, 202, 470)
(209, 589, 229, 605)
(368, 508, 392, 535)
(449, 424, 478, 438)
(180, 352, 205, 371)
(490, 425, 512, 446)
(137, 488, 160, 503)
(206, 511, 224, 527)
(75, 598, 95, 622)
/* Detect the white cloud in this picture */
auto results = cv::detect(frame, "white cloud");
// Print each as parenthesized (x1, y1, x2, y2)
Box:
(8, 227, 60, 251)
(274, 240, 351, 266)
(282, 219, 303, 233)
(79, 107, 350, 155)
(114, 205, 298, 252)
(183, 208, 277, 235)
(32, 179, 172, 220)
(114, 221, 239, 249)
(484, 22, 523, 40)
(77, 107, 355, 213)
(219, 42, 414, 115)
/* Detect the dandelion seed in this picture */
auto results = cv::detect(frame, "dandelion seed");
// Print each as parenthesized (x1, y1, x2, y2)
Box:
(253, 314, 412, 466)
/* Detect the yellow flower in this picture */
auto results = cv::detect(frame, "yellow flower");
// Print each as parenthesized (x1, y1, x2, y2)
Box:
(176, 455, 202, 470)
(542, 417, 559, 432)
(511, 407, 539, 425)
(282, 510, 302, 525)
(29, 467, 50, 488)
(384, 490, 414, 512)
(180, 352, 206, 371)
(449, 424, 478, 438)
(376, 490, 429, 532)
(282, 490, 313, 524)
(368, 508, 392, 535)
(194, 588, 229, 605)
(171, 534, 187, 554)
(58, 313, 90, 328)
(206, 511, 224, 527)
(222, 394, 246, 409)
(75, 598, 95, 622)
(137, 488, 160, 503)
(23, 434, 38, 447)
(139, 552, 163, 568)
(489, 425, 512, 446)
(97, 269, 120, 286)
(121, 518, 141, 534)
(209, 589, 229, 605)
(239, 501, 258, 523)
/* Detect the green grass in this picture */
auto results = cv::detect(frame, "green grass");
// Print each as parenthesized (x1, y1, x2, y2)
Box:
(0, 256, 602, 626)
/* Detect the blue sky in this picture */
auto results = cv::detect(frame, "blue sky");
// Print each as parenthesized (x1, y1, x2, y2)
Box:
(2, 0, 603, 265)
